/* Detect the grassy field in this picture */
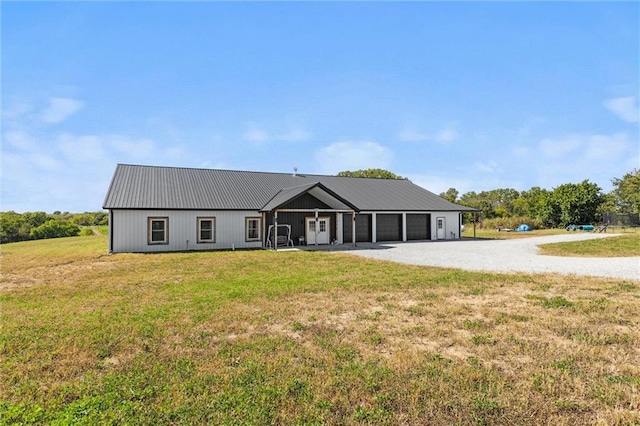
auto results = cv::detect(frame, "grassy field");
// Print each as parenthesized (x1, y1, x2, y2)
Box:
(539, 234, 640, 257)
(1, 236, 639, 425)
(463, 227, 640, 257)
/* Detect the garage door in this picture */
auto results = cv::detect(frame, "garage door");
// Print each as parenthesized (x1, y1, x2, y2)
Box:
(406, 214, 431, 240)
(343, 214, 372, 242)
(376, 214, 402, 242)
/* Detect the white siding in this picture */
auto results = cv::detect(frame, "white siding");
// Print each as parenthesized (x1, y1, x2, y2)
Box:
(110, 209, 263, 253)
(431, 211, 461, 240)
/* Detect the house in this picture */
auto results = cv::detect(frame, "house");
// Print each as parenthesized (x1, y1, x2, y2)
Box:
(102, 164, 477, 253)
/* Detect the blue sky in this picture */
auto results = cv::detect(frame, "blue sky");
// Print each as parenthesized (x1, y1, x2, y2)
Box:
(2, 2, 638, 213)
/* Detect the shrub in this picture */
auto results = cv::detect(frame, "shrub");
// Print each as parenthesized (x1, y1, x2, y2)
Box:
(30, 220, 80, 240)
(80, 227, 95, 236)
(481, 216, 544, 230)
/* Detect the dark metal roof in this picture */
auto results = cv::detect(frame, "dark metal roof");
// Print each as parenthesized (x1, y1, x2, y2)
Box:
(103, 164, 477, 212)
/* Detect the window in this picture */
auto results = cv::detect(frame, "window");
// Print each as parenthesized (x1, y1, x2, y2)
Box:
(148, 217, 168, 244)
(319, 220, 327, 232)
(245, 217, 261, 241)
(197, 217, 216, 243)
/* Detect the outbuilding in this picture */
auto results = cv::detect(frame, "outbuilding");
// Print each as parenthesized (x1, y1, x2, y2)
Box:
(103, 164, 477, 253)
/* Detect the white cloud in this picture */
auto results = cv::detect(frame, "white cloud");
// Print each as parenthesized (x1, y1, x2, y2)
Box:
(584, 133, 628, 160)
(243, 128, 270, 143)
(528, 132, 634, 191)
(2, 99, 33, 122)
(243, 125, 310, 143)
(278, 127, 310, 143)
(539, 136, 580, 158)
(435, 127, 459, 143)
(474, 161, 503, 174)
(31, 153, 64, 172)
(604, 96, 639, 123)
(4, 130, 35, 150)
(397, 125, 458, 143)
(111, 135, 155, 158)
(57, 134, 105, 161)
(397, 127, 430, 142)
(41, 97, 84, 124)
(315, 141, 392, 174)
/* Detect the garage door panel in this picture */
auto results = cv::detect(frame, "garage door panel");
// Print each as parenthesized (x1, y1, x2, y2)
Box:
(376, 214, 402, 242)
(343, 214, 372, 242)
(407, 214, 430, 240)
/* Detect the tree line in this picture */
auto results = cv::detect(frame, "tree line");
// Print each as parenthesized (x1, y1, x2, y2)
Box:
(0, 211, 108, 243)
(439, 169, 639, 229)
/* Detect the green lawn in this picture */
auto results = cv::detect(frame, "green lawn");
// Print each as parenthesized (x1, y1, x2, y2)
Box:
(538, 233, 640, 257)
(1, 236, 638, 425)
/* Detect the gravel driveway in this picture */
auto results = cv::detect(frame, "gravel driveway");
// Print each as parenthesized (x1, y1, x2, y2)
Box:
(344, 233, 639, 281)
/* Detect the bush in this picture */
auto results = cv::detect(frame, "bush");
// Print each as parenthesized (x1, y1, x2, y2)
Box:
(80, 227, 95, 236)
(30, 220, 80, 240)
(481, 216, 544, 230)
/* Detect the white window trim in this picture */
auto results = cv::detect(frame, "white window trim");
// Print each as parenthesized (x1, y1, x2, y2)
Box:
(197, 217, 216, 243)
(245, 217, 262, 242)
(148, 217, 169, 245)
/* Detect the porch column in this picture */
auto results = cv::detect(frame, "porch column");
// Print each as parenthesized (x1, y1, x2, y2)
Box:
(315, 208, 319, 247)
(402, 213, 407, 242)
(274, 211, 278, 251)
(371, 213, 377, 243)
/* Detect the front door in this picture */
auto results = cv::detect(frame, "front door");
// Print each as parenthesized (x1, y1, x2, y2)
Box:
(436, 217, 446, 240)
(306, 217, 330, 245)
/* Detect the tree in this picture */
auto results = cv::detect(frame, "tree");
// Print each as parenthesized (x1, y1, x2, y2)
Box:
(512, 187, 555, 226)
(551, 180, 604, 226)
(337, 169, 407, 180)
(0, 212, 31, 243)
(439, 188, 459, 203)
(458, 188, 520, 219)
(23, 211, 49, 228)
(611, 169, 640, 213)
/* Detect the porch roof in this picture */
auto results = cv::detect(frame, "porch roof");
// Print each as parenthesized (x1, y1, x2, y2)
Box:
(260, 182, 357, 212)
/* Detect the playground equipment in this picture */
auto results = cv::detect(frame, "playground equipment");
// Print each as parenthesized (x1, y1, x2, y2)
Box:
(566, 224, 595, 231)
